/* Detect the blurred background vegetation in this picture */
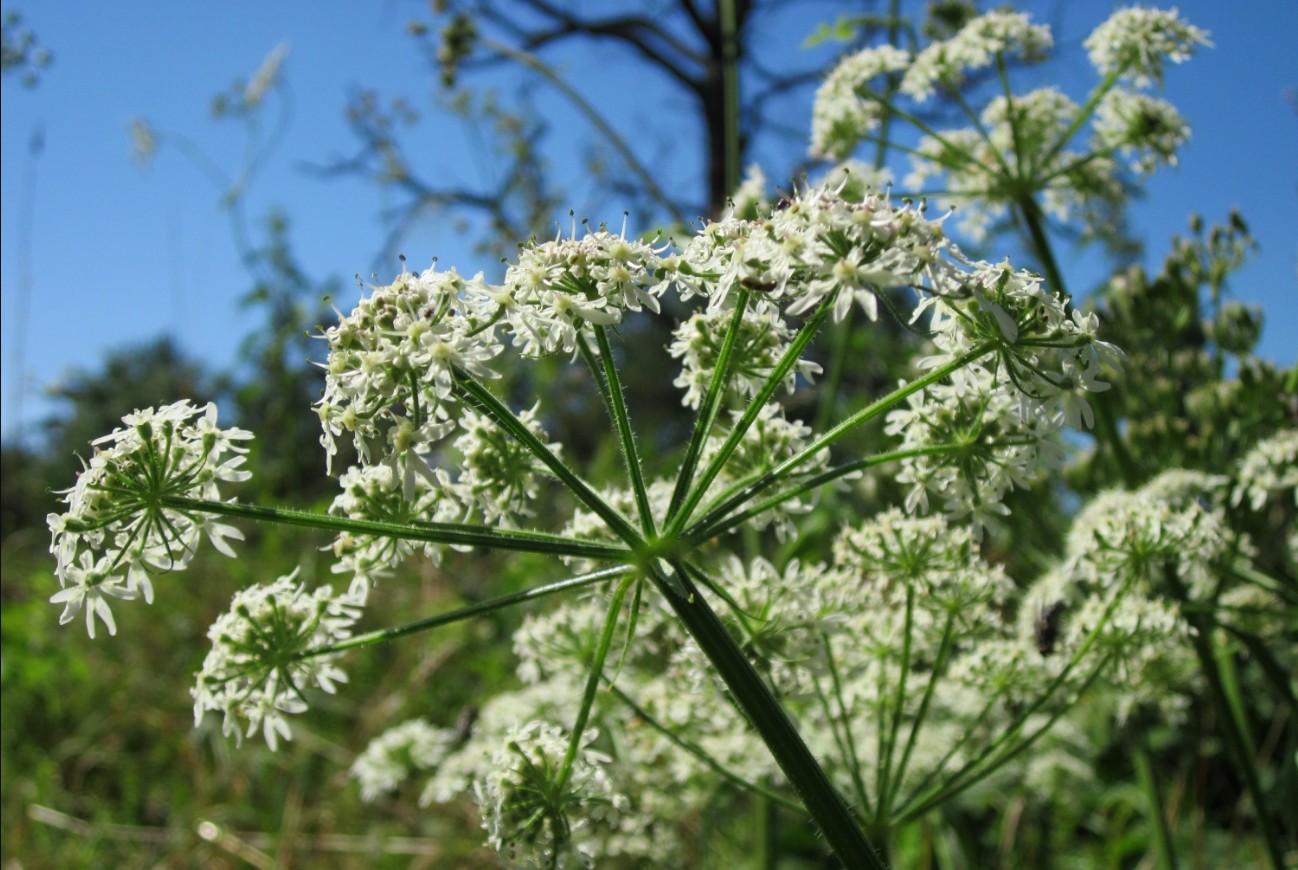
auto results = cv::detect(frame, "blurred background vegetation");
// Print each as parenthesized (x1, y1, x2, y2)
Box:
(3, 1, 1294, 867)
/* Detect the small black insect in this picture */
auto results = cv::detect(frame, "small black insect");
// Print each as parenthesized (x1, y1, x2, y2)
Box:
(1034, 600, 1067, 657)
(451, 704, 479, 748)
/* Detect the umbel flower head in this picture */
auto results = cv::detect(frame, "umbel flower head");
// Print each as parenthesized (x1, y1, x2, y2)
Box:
(475, 721, 627, 869)
(812, 7, 1207, 244)
(47, 400, 251, 637)
(315, 264, 502, 471)
(191, 569, 363, 750)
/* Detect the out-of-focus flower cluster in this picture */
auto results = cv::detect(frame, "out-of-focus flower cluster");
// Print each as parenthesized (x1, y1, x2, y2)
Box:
(353, 510, 1101, 860)
(47, 400, 251, 637)
(191, 569, 363, 750)
(1023, 470, 1255, 724)
(811, 7, 1207, 241)
(1232, 429, 1298, 511)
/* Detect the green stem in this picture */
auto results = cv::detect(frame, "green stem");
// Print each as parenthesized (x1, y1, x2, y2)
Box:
(813, 307, 854, 435)
(1133, 740, 1176, 870)
(650, 559, 886, 868)
(682, 342, 996, 542)
(896, 653, 1111, 824)
(558, 572, 635, 790)
(885, 613, 957, 813)
(895, 575, 1134, 821)
(897, 583, 1125, 820)
(666, 298, 835, 538)
(593, 325, 656, 536)
(875, 585, 915, 823)
(1162, 564, 1287, 869)
(666, 289, 751, 525)
(162, 495, 629, 561)
(686, 442, 1019, 546)
(819, 635, 874, 818)
(303, 566, 631, 658)
(1037, 66, 1124, 172)
(454, 372, 644, 548)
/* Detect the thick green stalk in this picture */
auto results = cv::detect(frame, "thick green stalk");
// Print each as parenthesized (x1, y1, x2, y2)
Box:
(650, 559, 887, 869)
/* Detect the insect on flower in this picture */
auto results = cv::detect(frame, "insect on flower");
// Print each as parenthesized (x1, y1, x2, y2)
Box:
(1034, 600, 1066, 657)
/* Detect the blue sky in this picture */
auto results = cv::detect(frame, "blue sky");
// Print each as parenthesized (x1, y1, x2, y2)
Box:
(2, 0, 1295, 445)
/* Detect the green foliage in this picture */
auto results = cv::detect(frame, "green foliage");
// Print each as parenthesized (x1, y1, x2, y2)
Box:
(1075, 212, 1295, 491)
(1, 527, 538, 866)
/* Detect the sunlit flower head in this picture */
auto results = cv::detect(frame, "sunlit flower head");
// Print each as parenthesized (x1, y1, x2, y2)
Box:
(47, 400, 251, 635)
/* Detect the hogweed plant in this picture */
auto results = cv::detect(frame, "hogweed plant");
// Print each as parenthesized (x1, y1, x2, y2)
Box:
(47, 6, 1296, 867)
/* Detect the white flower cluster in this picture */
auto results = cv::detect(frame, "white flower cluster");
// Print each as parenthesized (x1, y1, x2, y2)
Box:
(813, 8, 1204, 242)
(885, 263, 1122, 531)
(700, 403, 834, 537)
(668, 298, 822, 410)
(673, 182, 955, 322)
(456, 402, 558, 522)
(191, 569, 363, 750)
(47, 400, 251, 638)
(1029, 470, 1243, 723)
(1092, 89, 1190, 174)
(1232, 429, 1298, 511)
(1067, 470, 1231, 599)
(499, 226, 667, 356)
(1083, 6, 1211, 87)
(328, 454, 460, 587)
(350, 718, 458, 802)
(475, 722, 627, 869)
(812, 11, 1053, 158)
(315, 265, 501, 470)
(327, 405, 560, 586)
(900, 11, 1052, 101)
(905, 87, 1124, 240)
(810, 44, 911, 160)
